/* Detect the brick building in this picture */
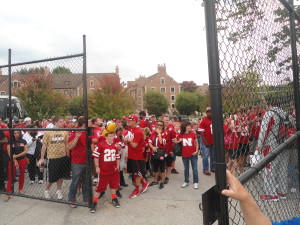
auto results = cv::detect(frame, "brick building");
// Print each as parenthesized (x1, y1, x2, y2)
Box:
(0, 66, 120, 99)
(197, 83, 209, 96)
(127, 64, 180, 113)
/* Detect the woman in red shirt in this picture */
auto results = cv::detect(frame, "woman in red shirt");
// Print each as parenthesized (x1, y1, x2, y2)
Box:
(176, 121, 199, 189)
(148, 121, 167, 189)
(223, 114, 241, 177)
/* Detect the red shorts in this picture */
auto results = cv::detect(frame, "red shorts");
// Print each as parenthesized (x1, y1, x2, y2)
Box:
(95, 172, 120, 193)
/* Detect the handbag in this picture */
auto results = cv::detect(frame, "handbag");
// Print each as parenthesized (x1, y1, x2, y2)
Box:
(173, 143, 182, 156)
(153, 148, 166, 160)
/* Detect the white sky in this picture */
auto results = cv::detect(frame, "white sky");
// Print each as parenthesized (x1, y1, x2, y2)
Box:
(0, 0, 209, 85)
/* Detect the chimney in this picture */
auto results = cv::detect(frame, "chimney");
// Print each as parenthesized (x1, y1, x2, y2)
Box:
(157, 63, 166, 74)
(115, 66, 119, 75)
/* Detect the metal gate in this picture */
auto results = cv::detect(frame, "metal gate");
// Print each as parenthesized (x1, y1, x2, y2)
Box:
(0, 35, 93, 208)
(202, 0, 300, 224)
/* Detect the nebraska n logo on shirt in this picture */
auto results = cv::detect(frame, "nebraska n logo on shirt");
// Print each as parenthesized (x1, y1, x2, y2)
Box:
(182, 138, 193, 146)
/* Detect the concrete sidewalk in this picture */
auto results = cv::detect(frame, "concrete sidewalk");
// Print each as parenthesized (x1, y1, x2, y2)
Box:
(0, 157, 216, 225)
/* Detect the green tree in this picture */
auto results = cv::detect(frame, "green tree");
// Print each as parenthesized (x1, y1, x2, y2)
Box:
(52, 66, 72, 74)
(15, 67, 46, 75)
(88, 75, 135, 119)
(67, 96, 85, 117)
(14, 73, 67, 120)
(196, 92, 208, 113)
(175, 92, 198, 116)
(222, 70, 263, 113)
(144, 90, 168, 117)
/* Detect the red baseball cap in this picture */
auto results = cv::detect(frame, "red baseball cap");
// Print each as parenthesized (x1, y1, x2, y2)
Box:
(125, 114, 138, 122)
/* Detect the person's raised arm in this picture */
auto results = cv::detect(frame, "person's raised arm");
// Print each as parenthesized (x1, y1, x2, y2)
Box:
(221, 170, 272, 225)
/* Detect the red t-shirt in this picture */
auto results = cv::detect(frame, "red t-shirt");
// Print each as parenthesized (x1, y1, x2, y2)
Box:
(249, 114, 261, 140)
(90, 126, 102, 143)
(149, 121, 157, 132)
(92, 140, 120, 175)
(149, 131, 167, 149)
(68, 131, 86, 164)
(126, 126, 144, 160)
(165, 124, 176, 155)
(139, 118, 148, 128)
(199, 117, 214, 145)
(179, 132, 197, 157)
(223, 124, 239, 150)
(236, 118, 250, 144)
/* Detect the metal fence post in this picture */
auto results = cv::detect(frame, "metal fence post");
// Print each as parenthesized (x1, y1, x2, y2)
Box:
(204, 1, 229, 224)
(288, 0, 300, 194)
(82, 35, 93, 206)
(8, 49, 14, 193)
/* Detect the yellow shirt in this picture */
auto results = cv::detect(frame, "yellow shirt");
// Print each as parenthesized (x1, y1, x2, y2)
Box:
(43, 131, 68, 159)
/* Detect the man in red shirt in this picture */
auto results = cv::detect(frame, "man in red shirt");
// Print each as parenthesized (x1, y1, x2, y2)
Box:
(139, 111, 149, 129)
(91, 132, 121, 213)
(123, 114, 150, 198)
(67, 116, 88, 207)
(198, 107, 215, 175)
(149, 115, 157, 131)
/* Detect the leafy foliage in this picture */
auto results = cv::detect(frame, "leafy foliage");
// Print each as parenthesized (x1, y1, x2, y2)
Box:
(13, 73, 67, 120)
(88, 75, 135, 120)
(180, 81, 198, 92)
(14, 67, 46, 75)
(175, 92, 199, 116)
(144, 90, 168, 117)
(52, 66, 72, 74)
(66, 96, 85, 117)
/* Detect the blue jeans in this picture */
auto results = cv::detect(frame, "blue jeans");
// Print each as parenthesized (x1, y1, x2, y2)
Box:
(182, 155, 199, 183)
(288, 163, 299, 189)
(68, 164, 88, 202)
(201, 145, 214, 172)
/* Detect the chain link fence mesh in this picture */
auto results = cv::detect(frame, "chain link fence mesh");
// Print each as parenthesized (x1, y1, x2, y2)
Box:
(0, 54, 92, 207)
(213, 0, 300, 224)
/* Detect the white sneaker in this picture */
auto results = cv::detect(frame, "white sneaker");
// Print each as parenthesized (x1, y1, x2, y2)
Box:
(38, 180, 43, 184)
(291, 188, 297, 193)
(44, 190, 50, 199)
(193, 183, 199, 189)
(56, 190, 63, 200)
(181, 182, 189, 188)
(30, 180, 34, 184)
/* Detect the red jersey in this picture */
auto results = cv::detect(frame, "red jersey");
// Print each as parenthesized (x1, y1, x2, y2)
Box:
(179, 131, 197, 157)
(149, 121, 157, 132)
(126, 126, 144, 160)
(249, 114, 261, 140)
(149, 131, 167, 149)
(165, 124, 176, 155)
(139, 118, 149, 128)
(224, 123, 239, 150)
(68, 131, 86, 164)
(92, 140, 120, 175)
(236, 118, 250, 144)
(199, 117, 214, 145)
(90, 126, 102, 143)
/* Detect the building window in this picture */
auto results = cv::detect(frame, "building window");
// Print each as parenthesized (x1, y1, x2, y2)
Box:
(90, 80, 94, 86)
(0, 91, 5, 95)
(11, 81, 21, 88)
(161, 78, 165, 84)
(64, 90, 69, 95)
(65, 81, 70, 85)
(171, 95, 175, 101)
(171, 103, 175, 109)
(170, 87, 175, 92)
(161, 87, 166, 93)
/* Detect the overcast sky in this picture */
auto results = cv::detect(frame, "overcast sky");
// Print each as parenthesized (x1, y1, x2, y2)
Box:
(0, 0, 209, 85)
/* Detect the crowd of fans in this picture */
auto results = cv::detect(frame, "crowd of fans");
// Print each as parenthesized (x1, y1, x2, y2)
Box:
(0, 102, 298, 213)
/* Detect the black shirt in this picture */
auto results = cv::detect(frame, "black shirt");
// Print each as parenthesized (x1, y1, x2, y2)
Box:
(10, 139, 27, 160)
(0, 131, 5, 151)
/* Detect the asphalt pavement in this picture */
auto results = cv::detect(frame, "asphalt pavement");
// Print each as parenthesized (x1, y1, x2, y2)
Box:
(0, 156, 216, 225)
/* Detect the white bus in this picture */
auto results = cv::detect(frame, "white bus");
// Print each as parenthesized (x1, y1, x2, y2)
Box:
(0, 96, 27, 120)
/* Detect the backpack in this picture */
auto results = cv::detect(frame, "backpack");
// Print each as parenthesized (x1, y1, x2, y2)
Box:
(270, 110, 296, 144)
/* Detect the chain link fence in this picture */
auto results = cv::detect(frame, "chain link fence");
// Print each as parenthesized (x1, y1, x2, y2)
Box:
(0, 42, 92, 207)
(204, 0, 300, 224)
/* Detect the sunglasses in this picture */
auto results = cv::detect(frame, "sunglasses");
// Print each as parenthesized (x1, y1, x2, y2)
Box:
(157, 124, 163, 126)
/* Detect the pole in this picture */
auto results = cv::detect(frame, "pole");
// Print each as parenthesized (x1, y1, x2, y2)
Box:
(204, 0, 229, 224)
(288, 0, 300, 194)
